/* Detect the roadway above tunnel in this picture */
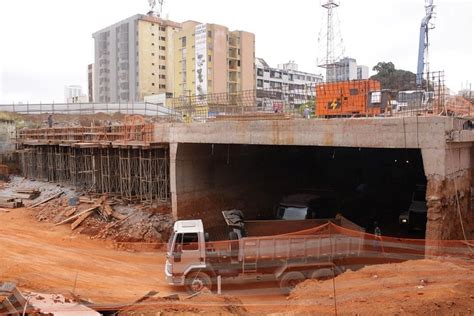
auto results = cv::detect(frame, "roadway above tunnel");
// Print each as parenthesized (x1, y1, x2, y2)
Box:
(155, 116, 472, 149)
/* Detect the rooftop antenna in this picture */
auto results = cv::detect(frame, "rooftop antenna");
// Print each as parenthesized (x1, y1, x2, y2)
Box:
(317, 0, 345, 82)
(147, 0, 164, 17)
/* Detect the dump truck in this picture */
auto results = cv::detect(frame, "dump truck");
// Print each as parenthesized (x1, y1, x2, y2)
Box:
(165, 211, 365, 294)
(315, 79, 390, 117)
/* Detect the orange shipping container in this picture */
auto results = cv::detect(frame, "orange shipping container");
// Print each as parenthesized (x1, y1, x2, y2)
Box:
(315, 80, 382, 117)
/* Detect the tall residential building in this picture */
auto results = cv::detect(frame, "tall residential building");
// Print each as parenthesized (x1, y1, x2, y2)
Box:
(173, 21, 255, 98)
(92, 14, 181, 103)
(88, 64, 94, 103)
(256, 59, 323, 108)
(64, 85, 84, 103)
(326, 57, 369, 82)
(357, 65, 369, 80)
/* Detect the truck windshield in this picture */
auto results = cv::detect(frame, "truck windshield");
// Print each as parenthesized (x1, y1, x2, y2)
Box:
(280, 207, 308, 220)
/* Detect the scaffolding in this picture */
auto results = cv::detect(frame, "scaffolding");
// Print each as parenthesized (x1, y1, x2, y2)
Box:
(20, 144, 170, 204)
(55, 146, 70, 184)
(100, 148, 120, 195)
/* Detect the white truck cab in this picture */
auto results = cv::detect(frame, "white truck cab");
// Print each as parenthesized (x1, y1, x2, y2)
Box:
(165, 220, 207, 288)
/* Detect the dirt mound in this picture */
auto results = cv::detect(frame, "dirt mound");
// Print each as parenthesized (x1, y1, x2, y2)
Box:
(35, 197, 173, 244)
(0, 177, 174, 244)
(119, 290, 248, 316)
(287, 259, 474, 315)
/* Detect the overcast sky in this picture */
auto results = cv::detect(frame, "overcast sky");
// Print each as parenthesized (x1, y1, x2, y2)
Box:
(0, 0, 472, 104)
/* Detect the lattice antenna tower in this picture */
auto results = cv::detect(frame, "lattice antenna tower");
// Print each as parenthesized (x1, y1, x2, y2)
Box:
(317, 0, 345, 81)
(147, 0, 165, 17)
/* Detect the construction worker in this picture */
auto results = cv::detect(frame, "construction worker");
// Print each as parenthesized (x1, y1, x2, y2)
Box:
(303, 106, 311, 119)
(373, 221, 384, 253)
(47, 114, 53, 128)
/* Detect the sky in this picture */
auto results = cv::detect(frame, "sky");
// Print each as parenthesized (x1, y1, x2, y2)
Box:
(0, 0, 472, 104)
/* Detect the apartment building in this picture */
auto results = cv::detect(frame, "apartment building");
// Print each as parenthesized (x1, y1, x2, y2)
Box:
(326, 57, 369, 82)
(92, 14, 181, 103)
(173, 21, 255, 98)
(256, 59, 323, 108)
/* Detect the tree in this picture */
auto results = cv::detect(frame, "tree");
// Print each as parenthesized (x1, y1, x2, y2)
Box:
(370, 62, 417, 91)
(372, 62, 395, 75)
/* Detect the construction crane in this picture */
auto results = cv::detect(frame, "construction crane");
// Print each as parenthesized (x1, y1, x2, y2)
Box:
(416, 0, 435, 86)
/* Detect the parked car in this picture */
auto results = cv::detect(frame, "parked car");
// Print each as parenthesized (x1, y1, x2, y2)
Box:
(275, 190, 339, 220)
(399, 185, 427, 231)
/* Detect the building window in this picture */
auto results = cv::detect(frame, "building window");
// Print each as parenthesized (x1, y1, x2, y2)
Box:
(208, 55, 212, 62)
(152, 43, 155, 46)
(160, 56, 166, 60)
(160, 46, 166, 50)
(257, 79, 263, 88)
(160, 74, 166, 79)
(257, 68, 264, 76)
(152, 63, 155, 66)
(152, 73, 155, 76)
(181, 37, 186, 47)
(151, 33, 155, 36)
(152, 83, 155, 86)
(159, 84, 166, 89)
(160, 26, 166, 31)
(208, 30, 212, 38)
(160, 36, 166, 41)
(160, 65, 166, 70)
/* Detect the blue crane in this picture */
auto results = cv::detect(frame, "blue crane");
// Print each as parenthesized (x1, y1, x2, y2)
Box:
(416, 0, 435, 86)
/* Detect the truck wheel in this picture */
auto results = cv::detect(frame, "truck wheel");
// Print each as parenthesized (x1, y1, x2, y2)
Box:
(279, 271, 305, 294)
(185, 272, 212, 294)
(311, 268, 333, 280)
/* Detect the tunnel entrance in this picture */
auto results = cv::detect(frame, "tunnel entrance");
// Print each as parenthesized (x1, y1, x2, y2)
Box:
(176, 144, 427, 239)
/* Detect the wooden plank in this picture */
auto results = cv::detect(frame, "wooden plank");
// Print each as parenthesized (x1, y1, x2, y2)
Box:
(103, 204, 114, 217)
(30, 191, 64, 208)
(79, 197, 96, 204)
(55, 205, 100, 226)
(0, 202, 20, 209)
(71, 211, 94, 230)
(64, 207, 77, 217)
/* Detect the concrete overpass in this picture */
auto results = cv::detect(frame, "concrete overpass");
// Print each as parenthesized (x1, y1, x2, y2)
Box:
(158, 117, 473, 241)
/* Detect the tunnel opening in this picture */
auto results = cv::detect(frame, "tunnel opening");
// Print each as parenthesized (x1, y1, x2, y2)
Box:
(176, 144, 427, 239)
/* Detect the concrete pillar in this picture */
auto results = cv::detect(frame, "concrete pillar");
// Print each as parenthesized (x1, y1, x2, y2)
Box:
(169, 142, 178, 220)
(422, 144, 473, 241)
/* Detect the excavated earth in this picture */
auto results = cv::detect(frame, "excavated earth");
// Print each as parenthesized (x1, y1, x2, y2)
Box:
(0, 207, 473, 315)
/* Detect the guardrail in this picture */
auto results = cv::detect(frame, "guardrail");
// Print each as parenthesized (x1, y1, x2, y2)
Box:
(0, 102, 173, 117)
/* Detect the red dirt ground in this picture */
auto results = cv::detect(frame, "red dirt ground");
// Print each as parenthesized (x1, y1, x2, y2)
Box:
(1, 207, 473, 315)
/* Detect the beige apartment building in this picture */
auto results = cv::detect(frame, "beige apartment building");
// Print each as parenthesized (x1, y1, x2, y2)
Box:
(93, 14, 181, 103)
(173, 21, 255, 98)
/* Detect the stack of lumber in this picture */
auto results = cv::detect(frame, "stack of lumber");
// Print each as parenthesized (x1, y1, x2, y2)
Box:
(13, 189, 40, 200)
(0, 188, 41, 208)
(0, 197, 23, 209)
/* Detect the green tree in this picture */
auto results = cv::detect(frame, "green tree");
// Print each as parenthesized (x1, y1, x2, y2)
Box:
(370, 62, 418, 91)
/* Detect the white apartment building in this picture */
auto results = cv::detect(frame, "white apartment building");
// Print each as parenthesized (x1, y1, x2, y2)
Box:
(326, 57, 369, 82)
(256, 59, 323, 109)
